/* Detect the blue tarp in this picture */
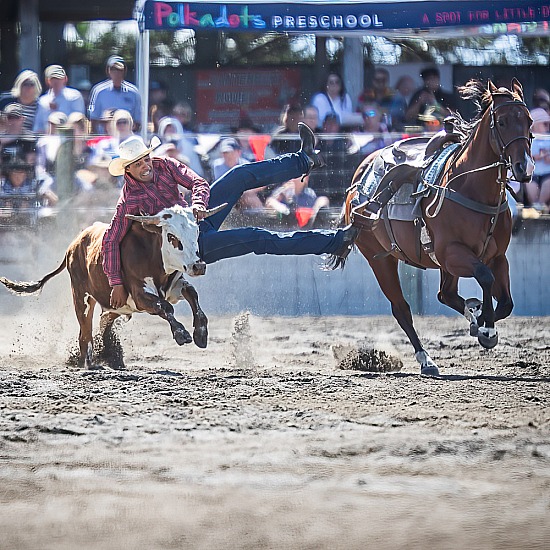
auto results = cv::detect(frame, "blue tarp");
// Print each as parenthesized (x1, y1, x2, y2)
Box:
(142, 1, 550, 33)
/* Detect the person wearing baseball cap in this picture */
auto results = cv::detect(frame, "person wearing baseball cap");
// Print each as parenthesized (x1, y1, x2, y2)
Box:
(0, 103, 37, 166)
(102, 125, 356, 309)
(33, 64, 85, 134)
(88, 55, 141, 135)
(213, 138, 248, 180)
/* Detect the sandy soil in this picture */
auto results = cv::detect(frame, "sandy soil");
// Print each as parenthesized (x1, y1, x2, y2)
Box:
(0, 291, 549, 549)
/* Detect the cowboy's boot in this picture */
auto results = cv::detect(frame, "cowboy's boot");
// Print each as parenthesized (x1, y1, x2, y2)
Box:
(298, 122, 326, 172)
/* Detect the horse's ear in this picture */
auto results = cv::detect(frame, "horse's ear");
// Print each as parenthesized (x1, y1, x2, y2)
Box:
(488, 80, 498, 95)
(511, 78, 524, 99)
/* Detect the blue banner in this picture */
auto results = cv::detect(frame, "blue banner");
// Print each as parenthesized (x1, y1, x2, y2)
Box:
(143, 1, 550, 33)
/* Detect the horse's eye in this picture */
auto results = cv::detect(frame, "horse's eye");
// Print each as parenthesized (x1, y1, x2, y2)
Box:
(497, 119, 505, 127)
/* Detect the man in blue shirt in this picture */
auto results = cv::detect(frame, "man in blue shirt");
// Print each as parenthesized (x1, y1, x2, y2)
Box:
(88, 56, 142, 135)
(33, 65, 85, 135)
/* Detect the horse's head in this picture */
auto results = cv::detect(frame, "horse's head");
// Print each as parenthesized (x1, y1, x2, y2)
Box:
(488, 78, 534, 183)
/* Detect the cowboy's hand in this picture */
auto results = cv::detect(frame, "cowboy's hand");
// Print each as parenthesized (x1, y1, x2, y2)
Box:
(193, 205, 207, 221)
(110, 285, 128, 309)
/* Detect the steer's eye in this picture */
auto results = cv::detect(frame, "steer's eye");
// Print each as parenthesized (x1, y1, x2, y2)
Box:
(167, 233, 183, 250)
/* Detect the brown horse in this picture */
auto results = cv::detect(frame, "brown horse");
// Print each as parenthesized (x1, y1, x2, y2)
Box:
(334, 79, 533, 375)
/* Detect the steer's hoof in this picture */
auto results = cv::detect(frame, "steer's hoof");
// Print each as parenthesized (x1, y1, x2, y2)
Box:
(478, 328, 498, 349)
(469, 322, 479, 337)
(174, 329, 193, 346)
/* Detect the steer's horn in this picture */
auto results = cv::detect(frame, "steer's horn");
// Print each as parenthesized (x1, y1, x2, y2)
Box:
(125, 214, 161, 225)
(204, 203, 228, 218)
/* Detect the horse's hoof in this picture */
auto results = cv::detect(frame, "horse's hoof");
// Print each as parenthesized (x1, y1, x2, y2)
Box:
(478, 328, 498, 349)
(469, 322, 479, 337)
(415, 351, 440, 376)
(421, 365, 440, 376)
(193, 327, 208, 349)
(174, 329, 192, 346)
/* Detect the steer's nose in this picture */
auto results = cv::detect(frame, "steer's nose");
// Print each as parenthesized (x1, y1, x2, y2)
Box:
(191, 261, 206, 276)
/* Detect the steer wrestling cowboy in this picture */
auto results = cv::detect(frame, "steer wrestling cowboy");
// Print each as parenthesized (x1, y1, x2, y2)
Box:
(104, 123, 358, 308)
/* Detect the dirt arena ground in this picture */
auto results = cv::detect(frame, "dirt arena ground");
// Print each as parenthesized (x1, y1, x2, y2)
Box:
(0, 275, 549, 550)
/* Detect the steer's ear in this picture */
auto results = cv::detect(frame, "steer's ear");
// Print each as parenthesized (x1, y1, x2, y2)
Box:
(125, 214, 161, 225)
(204, 203, 228, 218)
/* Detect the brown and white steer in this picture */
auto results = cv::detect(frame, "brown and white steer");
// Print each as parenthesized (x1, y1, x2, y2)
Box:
(0, 204, 225, 369)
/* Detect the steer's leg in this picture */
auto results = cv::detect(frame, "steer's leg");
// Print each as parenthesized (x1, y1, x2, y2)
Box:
(131, 291, 192, 346)
(98, 312, 125, 369)
(179, 280, 208, 348)
(72, 288, 96, 369)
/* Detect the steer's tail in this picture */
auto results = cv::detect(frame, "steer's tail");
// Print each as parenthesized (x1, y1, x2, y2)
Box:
(0, 256, 67, 296)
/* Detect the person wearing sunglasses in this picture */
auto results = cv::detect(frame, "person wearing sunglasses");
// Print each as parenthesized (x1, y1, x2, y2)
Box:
(311, 72, 353, 127)
(0, 70, 42, 133)
(359, 102, 392, 156)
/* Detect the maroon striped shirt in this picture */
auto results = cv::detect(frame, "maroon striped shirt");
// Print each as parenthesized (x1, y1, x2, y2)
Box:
(102, 157, 210, 286)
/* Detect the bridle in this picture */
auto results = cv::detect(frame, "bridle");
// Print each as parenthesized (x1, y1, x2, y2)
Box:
(489, 98, 533, 162)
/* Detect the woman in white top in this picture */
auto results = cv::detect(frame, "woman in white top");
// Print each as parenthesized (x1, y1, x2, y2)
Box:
(311, 72, 353, 126)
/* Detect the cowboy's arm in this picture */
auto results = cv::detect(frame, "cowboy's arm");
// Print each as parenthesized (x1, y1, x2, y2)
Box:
(102, 198, 132, 290)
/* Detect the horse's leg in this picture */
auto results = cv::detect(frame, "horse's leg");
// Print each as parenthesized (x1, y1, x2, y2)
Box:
(437, 271, 482, 336)
(442, 244, 497, 349)
(491, 255, 514, 322)
(437, 270, 465, 314)
(179, 280, 208, 349)
(357, 242, 439, 375)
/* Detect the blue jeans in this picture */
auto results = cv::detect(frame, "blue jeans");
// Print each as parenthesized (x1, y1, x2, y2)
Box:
(198, 152, 345, 264)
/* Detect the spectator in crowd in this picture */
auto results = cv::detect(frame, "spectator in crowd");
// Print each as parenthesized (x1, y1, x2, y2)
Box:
(358, 67, 394, 114)
(0, 70, 42, 133)
(213, 138, 248, 180)
(405, 67, 456, 129)
(149, 80, 172, 134)
(0, 103, 37, 166)
(88, 109, 134, 174)
(234, 119, 261, 162)
(266, 175, 329, 228)
(171, 101, 196, 133)
(1, 159, 36, 198)
(212, 137, 263, 209)
(388, 75, 417, 132)
(358, 101, 392, 156)
(532, 88, 550, 113)
(68, 112, 95, 193)
(303, 105, 320, 132)
(88, 56, 142, 134)
(311, 72, 353, 127)
(525, 108, 550, 213)
(35, 111, 67, 201)
(33, 65, 85, 134)
(269, 103, 304, 156)
(157, 115, 204, 176)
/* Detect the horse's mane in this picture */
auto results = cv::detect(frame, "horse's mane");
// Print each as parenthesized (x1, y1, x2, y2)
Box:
(451, 79, 521, 139)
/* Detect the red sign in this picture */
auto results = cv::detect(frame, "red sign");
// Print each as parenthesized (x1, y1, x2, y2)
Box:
(196, 68, 301, 130)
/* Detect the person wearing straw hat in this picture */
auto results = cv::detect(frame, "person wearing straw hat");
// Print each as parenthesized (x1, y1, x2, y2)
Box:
(103, 123, 357, 309)
(33, 64, 85, 134)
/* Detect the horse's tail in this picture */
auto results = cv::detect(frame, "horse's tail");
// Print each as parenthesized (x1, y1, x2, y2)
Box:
(0, 256, 67, 296)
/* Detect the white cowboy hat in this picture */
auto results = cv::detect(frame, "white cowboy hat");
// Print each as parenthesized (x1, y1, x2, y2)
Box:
(108, 135, 161, 177)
